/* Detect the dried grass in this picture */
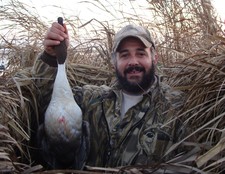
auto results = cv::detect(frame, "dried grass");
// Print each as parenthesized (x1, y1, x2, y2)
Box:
(0, 0, 225, 173)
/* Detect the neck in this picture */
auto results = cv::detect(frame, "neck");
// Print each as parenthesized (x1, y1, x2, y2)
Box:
(122, 76, 157, 95)
(122, 90, 144, 96)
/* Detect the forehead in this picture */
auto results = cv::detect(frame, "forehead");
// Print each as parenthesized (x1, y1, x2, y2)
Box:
(117, 36, 146, 52)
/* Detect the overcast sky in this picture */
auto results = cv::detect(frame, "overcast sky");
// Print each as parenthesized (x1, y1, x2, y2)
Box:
(2, 0, 224, 23)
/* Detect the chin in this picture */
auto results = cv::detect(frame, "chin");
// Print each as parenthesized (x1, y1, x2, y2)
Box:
(127, 75, 142, 82)
(116, 64, 155, 93)
(127, 79, 142, 85)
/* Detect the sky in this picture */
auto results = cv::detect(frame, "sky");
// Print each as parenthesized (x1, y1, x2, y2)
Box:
(212, 0, 225, 21)
(30, 0, 225, 22)
(20, 0, 152, 23)
(2, 0, 225, 23)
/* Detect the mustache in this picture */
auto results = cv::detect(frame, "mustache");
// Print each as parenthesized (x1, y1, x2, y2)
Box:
(124, 66, 145, 74)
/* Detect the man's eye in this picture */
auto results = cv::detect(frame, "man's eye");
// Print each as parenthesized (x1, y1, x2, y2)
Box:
(138, 52, 146, 56)
(120, 54, 128, 58)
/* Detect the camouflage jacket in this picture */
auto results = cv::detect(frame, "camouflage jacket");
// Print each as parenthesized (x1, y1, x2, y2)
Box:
(33, 52, 185, 169)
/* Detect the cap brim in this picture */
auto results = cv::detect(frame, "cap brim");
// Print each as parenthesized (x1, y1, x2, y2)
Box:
(113, 35, 153, 53)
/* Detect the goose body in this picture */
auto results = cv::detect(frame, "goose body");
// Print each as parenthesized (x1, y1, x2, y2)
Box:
(38, 18, 89, 169)
(44, 63, 82, 144)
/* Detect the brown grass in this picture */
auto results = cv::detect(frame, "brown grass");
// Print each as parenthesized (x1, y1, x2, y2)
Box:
(0, 0, 225, 173)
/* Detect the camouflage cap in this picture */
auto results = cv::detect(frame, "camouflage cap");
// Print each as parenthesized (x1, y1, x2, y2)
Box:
(112, 24, 155, 53)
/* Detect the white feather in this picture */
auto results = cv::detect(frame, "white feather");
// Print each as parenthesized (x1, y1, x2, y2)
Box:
(45, 63, 82, 143)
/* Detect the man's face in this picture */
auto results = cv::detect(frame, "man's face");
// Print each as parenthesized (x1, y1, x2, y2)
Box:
(115, 37, 157, 94)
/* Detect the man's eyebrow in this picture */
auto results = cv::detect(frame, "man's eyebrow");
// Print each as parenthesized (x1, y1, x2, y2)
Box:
(136, 48, 146, 51)
(118, 49, 129, 54)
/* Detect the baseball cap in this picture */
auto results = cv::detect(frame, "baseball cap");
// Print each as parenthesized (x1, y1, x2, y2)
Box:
(112, 24, 155, 53)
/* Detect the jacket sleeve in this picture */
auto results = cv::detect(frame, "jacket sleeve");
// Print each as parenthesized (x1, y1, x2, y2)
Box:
(32, 51, 57, 85)
(31, 52, 57, 123)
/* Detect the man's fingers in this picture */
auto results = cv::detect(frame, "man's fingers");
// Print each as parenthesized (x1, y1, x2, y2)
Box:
(43, 39, 60, 47)
(43, 22, 69, 47)
(63, 24, 68, 35)
(52, 22, 68, 39)
(43, 21, 69, 56)
(45, 22, 68, 40)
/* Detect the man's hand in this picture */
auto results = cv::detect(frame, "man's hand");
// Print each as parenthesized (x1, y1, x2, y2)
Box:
(43, 22, 69, 56)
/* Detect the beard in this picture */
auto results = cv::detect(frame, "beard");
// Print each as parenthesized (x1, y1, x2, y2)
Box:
(116, 64, 155, 94)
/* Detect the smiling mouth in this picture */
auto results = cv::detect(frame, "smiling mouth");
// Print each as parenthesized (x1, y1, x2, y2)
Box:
(124, 66, 145, 74)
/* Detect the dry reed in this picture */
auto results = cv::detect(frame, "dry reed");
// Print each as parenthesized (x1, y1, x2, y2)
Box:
(0, 0, 225, 173)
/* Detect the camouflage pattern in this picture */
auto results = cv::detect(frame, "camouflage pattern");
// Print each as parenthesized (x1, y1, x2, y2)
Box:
(112, 24, 155, 53)
(33, 52, 185, 168)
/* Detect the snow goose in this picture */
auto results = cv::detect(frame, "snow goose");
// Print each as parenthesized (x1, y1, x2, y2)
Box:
(40, 17, 88, 168)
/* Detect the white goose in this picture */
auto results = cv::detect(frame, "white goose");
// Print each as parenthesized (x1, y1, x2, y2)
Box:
(44, 61, 83, 145)
(42, 18, 89, 168)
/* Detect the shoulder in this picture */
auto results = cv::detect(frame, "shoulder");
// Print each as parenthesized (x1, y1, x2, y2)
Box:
(159, 80, 185, 109)
(73, 84, 112, 106)
(74, 84, 112, 96)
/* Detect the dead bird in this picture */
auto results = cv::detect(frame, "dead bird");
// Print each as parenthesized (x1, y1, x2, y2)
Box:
(38, 17, 90, 169)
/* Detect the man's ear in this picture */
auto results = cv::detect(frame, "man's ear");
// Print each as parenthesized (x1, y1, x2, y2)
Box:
(112, 62, 116, 69)
(111, 52, 117, 69)
(153, 52, 158, 65)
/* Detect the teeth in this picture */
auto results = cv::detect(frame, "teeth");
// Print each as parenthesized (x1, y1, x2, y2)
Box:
(125, 66, 143, 74)
(129, 70, 140, 74)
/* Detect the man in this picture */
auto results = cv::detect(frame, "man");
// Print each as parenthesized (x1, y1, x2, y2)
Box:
(33, 22, 185, 170)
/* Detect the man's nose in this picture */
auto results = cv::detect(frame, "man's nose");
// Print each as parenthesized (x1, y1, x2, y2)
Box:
(128, 56, 138, 66)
